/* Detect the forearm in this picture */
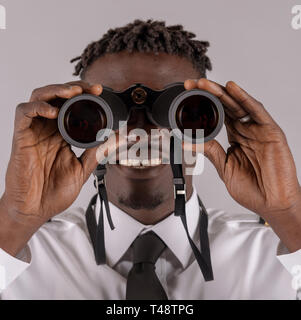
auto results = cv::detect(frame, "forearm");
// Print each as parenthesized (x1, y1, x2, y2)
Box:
(264, 202, 301, 253)
(0, 195, 41, 257)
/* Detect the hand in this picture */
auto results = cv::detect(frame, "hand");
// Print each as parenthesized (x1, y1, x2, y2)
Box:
(1, 81, 102, 231)
(184, 79, 301, 221)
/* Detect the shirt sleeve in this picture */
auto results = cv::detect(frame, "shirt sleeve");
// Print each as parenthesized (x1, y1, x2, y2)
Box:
(277, 243, 301, 297)
(0, 246, 31, 293)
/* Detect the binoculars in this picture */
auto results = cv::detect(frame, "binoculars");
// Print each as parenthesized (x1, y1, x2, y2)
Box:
(57, 82, 224, 149)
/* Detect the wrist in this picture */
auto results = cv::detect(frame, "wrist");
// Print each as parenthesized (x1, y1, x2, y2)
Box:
(0, 193, 43, 257)
(263, 198, 301, 253)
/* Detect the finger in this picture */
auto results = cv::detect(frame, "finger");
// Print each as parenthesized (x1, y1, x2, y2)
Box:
(225, 81, 274, 124)
(225, 114, 257, 141)
(204, 140, 227, 181)
(184, 79, 199, 90)
(185, 78, 227, 91)
(15, 101, 59, 131)
(183, 139, 227, 181)
(225, 121, 251, 148)
(196, 78, 247, 120)
(231, 119, 260, 141)
(79, 146, 99, 182)
(185, 78, 247, 120)
(65, 80, 103, 95)
(30, 84, 83, 102)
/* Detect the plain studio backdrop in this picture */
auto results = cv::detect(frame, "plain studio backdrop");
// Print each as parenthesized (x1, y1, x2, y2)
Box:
(0, 0, 300, 217)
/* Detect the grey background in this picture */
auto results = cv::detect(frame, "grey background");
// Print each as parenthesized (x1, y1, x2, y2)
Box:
(0, 0, 300, 216)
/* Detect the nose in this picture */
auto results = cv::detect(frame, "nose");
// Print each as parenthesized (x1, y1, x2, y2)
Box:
(126, 108, 158, 134)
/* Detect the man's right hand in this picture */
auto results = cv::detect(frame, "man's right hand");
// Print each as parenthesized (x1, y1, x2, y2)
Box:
(0, 81, 103, 256)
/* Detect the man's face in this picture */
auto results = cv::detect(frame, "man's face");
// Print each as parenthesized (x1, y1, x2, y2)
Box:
(83, 51, 200, 211)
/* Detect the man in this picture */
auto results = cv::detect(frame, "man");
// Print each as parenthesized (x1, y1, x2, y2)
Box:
(0, 19, 300, 299)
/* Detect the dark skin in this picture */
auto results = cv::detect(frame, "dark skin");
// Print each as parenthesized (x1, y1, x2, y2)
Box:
(84, 52, 196, 224)
(0, 51, 301, 258)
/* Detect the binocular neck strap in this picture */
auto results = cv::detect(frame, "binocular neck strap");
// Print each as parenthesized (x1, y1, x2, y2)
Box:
(85, 164, 115, 265)
(170, 136, 214, 281)
(85, 139, 214, 281)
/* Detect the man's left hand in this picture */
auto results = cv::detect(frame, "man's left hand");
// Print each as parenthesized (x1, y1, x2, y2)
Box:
(184, 79, 301, 251)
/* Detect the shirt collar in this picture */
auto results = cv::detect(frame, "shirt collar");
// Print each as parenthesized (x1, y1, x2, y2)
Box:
(100, 188, 200, 269)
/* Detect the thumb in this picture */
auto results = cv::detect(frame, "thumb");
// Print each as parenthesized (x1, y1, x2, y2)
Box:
(203, 140, 227, 181)
(79, 147, 98, 183)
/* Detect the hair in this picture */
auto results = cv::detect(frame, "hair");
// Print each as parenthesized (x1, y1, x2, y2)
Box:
(71, 19, 212, 78)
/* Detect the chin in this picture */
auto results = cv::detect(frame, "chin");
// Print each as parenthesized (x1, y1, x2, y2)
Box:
(118, 192, 165, 210)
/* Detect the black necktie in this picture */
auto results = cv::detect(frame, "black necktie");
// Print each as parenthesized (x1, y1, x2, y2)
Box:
(126, 231, 168, 300)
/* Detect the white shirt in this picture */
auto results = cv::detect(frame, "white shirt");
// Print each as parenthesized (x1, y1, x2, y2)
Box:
(0, 188, 300, 300)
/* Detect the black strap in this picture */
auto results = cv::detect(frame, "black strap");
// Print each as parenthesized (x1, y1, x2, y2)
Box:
(85, 164, 115, 265)
(86, 144, 214, 281)
(259, 217, 266, 224)
(170, 136, 214, 281)
(197, 196, 214, 278)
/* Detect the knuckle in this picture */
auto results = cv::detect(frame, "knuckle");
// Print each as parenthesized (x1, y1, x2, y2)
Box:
(43, 84, 67, 93)
(205, 140, 218, 155)
(14, 103, 28, 127)
(16, 102, 27, 113)
(238, 95, 249, 104)
(31, 84, 69, 101)
(278, 128, 287, 142)
(31, 101, 44, 110)
(198, 78, 209, 86)
(30, 87, 40, 100)
(30, 86, 50, 101)
(266, 123, 286, 141)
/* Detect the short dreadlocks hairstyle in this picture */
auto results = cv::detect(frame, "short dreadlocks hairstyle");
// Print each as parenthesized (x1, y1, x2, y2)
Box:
(71, 19, 212, 78)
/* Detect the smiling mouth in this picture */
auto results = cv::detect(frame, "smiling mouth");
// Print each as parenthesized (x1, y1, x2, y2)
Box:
(106, 132, 172, 170)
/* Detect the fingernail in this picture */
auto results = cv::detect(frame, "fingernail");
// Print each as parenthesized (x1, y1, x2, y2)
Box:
(228, 81, 237, 87)
(94, 84, 102, 90)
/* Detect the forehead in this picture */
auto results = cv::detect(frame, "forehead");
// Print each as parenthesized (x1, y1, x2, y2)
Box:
(83, 51, 200, 91)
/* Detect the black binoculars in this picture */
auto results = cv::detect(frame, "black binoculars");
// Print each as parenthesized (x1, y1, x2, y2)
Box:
(57, 82, 224, 149)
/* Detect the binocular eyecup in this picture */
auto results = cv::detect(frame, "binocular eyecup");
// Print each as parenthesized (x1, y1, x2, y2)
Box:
(57, 82, 224, 149)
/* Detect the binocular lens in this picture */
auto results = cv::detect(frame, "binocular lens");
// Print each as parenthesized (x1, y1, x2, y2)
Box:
(64, 100, 107, 144)
(176, 95, 218, 139)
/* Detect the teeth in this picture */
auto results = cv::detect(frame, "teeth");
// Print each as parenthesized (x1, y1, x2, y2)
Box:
(131, 159, 140, 166)
(119, 159, 162, 167)
(119, 160, 129, 166)
(151, 158, 161, 165)
(142, 159, 150, 166)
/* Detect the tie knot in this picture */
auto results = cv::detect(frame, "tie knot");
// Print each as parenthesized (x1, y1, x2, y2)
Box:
(132, 231, 166, 265)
